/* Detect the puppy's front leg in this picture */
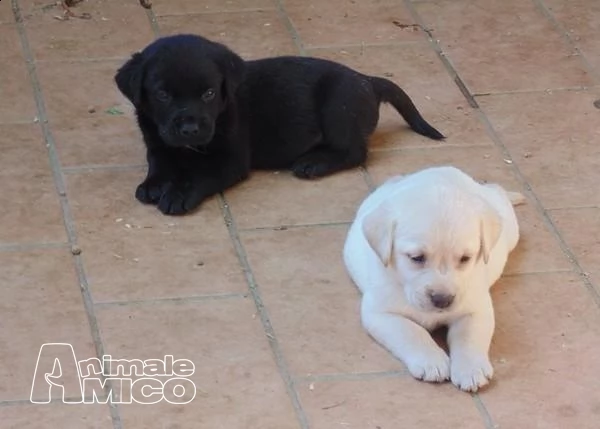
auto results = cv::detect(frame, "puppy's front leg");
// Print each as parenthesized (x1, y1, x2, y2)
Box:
(136, 146, 178, 204)
(157, 154, 249, 215)
(362, 296, 450, 382)
(135, 117, 180, 205)
(447, 295, 495, 392)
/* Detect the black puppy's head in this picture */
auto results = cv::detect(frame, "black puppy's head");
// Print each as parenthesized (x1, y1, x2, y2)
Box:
(115, 34, 245, 148)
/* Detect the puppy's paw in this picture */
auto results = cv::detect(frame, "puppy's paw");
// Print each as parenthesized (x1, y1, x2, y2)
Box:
(157, 183, 203, 215)
(405, 348, 450, 383)
(291, 152, 339, 179)
(135, 178, 172, 204)
(292, 161, 332, 179)
(450, 353, 493, 392)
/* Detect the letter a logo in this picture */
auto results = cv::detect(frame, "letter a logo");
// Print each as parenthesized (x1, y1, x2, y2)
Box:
(30, 343, 83, 404)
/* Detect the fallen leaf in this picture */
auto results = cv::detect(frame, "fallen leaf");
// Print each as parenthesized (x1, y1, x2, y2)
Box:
(105, 106, 124, 115)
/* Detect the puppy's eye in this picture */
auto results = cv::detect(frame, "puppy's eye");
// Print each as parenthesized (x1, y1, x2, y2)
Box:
(202, 88, 216, 102)
(460, 255, 471, 264)
(156, 90, 170, 102)
(409, 254, 426, 264)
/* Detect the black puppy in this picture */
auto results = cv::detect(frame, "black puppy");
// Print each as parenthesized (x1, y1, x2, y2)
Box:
(115, 34, 444, 215)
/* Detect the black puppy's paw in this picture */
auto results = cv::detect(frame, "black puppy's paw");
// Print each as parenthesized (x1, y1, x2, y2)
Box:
(135, 177, 172, 204)
(291, 159, 334, 179)
(157, 183, 204, 215)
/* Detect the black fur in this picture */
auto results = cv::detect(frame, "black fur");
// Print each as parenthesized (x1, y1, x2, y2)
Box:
(115, 34, 444, 215)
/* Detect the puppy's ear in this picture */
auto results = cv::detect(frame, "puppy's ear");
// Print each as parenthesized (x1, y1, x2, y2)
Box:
(215, 48, 246, 103)
(115, 52, 145, 107)
(477, 204, 502, 264)
(362, 206, 395, 267)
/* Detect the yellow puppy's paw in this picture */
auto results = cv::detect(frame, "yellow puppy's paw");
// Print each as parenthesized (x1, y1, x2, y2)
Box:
(450, 353, 494, 392)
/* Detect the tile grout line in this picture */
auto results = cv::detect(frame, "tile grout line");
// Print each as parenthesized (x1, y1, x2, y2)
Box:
(218, 194, 311, 429)
(502, 268, 574, 278)
(401, 0, 479, 107)
(533, 0, 600, 84)
(33, 56, 130, 64)
(304, 40, 427, 51)
(298, 369, 409, 384)
(546, 205, 599, 211)
(144, 5, 161, 38)
(11, 1, 122, 427)
(360, 166, 376, 191)
(94, 292, 248, 308)
(472, 395, 496, 429)
(370, 142, 492, 151)
(0, 119, 39, 125)
(473, 85, 595, 97)
(156, 7, 277, 18)
(0, 241, 68, 252)
(0, 396, 109, 408)
(275, 0, 306, 55)
(238, 220, 351, 232)
(62, 163, 146, 173)
(258, 4, 338, 426)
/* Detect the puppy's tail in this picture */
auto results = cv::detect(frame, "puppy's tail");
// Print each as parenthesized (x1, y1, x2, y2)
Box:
(484, 183, 527, 206)
(369, 76, 445, 141)
(506, 191, 527, 206)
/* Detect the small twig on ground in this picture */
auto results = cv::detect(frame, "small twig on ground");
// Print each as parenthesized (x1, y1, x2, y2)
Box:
(321, 400, 346, 410)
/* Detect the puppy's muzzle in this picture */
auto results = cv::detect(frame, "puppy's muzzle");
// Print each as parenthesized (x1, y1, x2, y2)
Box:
(179, 121, 201, 138)
(175, 115, 210, 135)
(428, 292, 455, 309)
(163, 114, 214, 147)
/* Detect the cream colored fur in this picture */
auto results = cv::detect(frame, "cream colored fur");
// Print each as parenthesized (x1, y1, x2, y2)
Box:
(343, 166, 524, 392)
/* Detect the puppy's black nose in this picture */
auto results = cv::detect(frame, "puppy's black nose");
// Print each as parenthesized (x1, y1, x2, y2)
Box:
(430, 293, 455, 309)
(180, 122, 200, 137)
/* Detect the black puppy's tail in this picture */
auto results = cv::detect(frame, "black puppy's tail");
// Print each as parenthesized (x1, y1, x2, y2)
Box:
(369, 76, 445, 140)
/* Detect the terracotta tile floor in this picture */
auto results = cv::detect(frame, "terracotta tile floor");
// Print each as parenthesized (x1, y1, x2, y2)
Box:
(1, 0, 600, 427)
